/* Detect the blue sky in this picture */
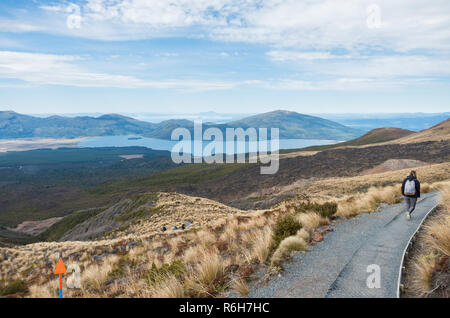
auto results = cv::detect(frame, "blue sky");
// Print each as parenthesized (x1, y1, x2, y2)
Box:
(0, 0, 449, 115)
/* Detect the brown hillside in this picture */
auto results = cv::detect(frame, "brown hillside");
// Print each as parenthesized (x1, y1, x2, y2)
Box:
(350, 127, 415, 145)
(360, 159, 428, 176)
(292, 127, 415, 152)
(389, 118, 450, 144)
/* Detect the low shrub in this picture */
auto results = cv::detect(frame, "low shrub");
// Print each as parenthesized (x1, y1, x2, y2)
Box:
(272, 215, 302, 249)
(0, 280, 28, 296)
(144, 260, 186, 286)
(295, 201, 337, 218)
(108, 255, 137, 280)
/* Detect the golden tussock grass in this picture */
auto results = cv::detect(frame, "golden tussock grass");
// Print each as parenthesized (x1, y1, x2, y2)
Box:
(336, 185, 401, 218)
(409, 182, 450, 297)
(295, 212, 330, 233)
(196, 253, 225, 287)
(28, 279, 59, 298)
(421, 184, 450, 256)
(296, 228, 310, 241)
(183, 245, 204, 264)
(81, 257, 118, 296)
(197, 230, 219, 248)
(287, 162, 450, 202)
(148, 275, 185, 298)
(411, 255, 437, 295)
(271, 236, 308, 266)
(423, 218, 450, 256)
(249, 227, 274, 264)
(232, 278, 249, 296)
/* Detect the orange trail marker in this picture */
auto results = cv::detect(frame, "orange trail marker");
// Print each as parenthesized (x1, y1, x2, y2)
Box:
(54, 256, 67, 298)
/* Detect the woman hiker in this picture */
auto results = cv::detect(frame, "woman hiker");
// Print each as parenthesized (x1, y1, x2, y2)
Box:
(401, 170, 421, 220)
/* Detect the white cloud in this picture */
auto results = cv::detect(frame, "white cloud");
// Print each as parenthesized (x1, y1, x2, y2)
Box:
(322, 56, 450, 78)
(3, 0, 450, 93)
(0, 51, 246, 91)
(0, 21, 44, 33)
(39, 5, 66, 12)
(155, 53, 179, 57)
(0, 0, 446, 56)
(267, 52, 450, 79)
(264, 77, 437, 92)
(211, 0, 450, 52)
(2, 0, 447, 54)
(0, 51, 447, 92)
(267, 51, 348, 61)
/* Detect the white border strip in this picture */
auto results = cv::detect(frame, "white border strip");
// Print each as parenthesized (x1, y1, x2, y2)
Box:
(396, 202, 439, 298)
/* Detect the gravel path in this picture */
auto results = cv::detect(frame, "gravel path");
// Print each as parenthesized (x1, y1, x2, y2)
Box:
(250, 192, 439, 298)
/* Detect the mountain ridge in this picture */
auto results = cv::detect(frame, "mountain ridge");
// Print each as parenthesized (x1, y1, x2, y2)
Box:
(293, 126, 415, 152)
(388, 118, 450, 144)
(0, 110, 363, 140)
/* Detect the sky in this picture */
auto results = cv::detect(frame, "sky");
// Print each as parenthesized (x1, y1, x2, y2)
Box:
(0, 0, 449, 115)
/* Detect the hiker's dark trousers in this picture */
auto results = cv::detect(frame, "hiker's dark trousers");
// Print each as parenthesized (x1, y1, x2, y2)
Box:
(405, 196, 417, 214)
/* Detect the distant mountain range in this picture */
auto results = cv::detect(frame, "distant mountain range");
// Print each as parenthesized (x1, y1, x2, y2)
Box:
(0, 110, 363, 140)
(320, 112, 450, 132)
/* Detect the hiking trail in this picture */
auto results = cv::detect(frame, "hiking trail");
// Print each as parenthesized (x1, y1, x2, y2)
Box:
(250, 192, 439, 298)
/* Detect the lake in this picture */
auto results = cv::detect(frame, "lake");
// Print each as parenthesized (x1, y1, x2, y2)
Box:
(78, 136, 339, 155)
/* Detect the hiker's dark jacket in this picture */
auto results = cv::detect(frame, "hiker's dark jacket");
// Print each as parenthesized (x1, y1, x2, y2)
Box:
(402, 176, 421, 198)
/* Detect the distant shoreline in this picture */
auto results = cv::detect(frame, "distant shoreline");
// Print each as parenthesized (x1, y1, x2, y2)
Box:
(0, 138, 86, 152)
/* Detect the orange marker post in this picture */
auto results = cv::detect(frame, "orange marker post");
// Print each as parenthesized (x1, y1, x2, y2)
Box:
(54, 255, 67, 298)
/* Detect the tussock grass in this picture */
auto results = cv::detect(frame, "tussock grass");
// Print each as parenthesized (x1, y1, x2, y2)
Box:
(286, 162, 450, 203)
(271, 236, 308, 266)
(421, 183, 432, 194)
(196, 253, 225, 287)
(336, 185, 401, 218)
(197, 230, 218, 248)
(250, 227, 273, 264)
(148, 275, 185, 298)
(423, 218, 450, 256)
(28, 282, 57, 298)
(296, 228, 310, 241)
(232, 278, 250, 297)
(409, 182, 450, 297)
(438, 182, 450, 211)
(295, 212, 329, 233)
(28, 277, 60, 298)
(183, 245, 204, 264)
(411, 255, 438, 296)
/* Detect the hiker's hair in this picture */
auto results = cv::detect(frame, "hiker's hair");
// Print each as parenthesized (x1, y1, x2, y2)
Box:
(410, 170, 417, 178)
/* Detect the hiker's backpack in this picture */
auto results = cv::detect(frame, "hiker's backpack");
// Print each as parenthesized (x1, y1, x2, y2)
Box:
(404, 179, 416, 196)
